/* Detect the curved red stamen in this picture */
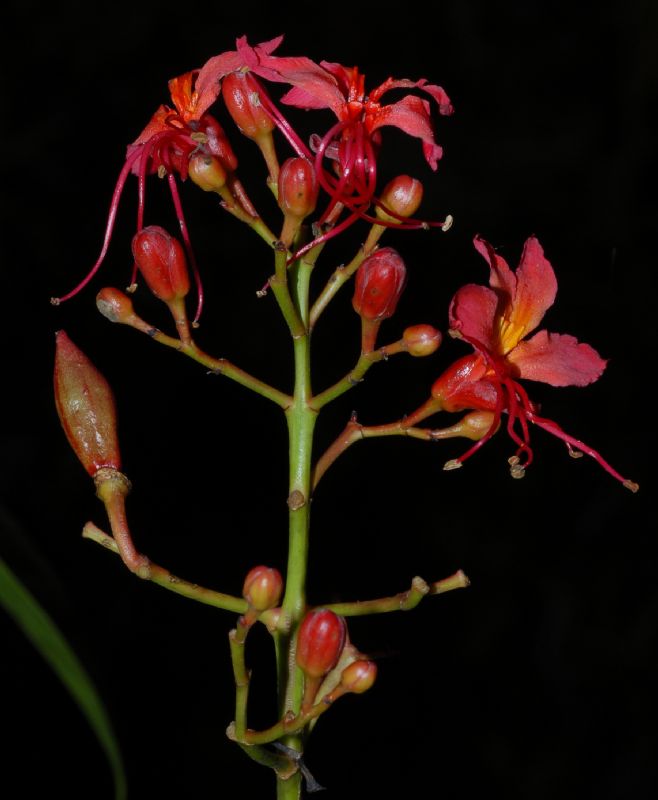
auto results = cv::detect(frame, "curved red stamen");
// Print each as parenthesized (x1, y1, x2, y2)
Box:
(247, 74, 311, 159)
(527, 411, 633, 486)
(167, 173, 204, 323)
(287, 209, 363, 264)
(53, 147, 144, 303)
(503, 379, 532, 462)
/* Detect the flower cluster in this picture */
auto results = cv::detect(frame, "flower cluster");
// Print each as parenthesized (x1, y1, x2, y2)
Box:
(52, 35, 452, 312)
(431, 236, 638, 490)
(53, 32, 638, 799)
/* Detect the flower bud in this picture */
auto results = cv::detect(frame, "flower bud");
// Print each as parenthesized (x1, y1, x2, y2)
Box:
(96, 287, 136, 324)
(352, 248, 407, 321)
(278, 158, 318, 220)
(242, 566, 283, 612)
(339, 659, 377, 694)
(222, 72, 275, 140)
(188, 153, 228, 193)
(296, 609, 347, 679)
(131, 226, 190, 303)
(198, 113, 238, 173)
(403, 324, 442, 356)
(376, 175, 424, 222)
(54, 331, 121, 477)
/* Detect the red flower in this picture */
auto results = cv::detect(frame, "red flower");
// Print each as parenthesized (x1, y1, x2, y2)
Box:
(195, 36, 453, 255)
(52, 71, 235, 322)
(431, 236, 638, 490)
(195, 35, 324, 155)
(278, 62, 452, 227)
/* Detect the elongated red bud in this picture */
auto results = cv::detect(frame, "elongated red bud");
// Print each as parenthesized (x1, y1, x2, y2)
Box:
(352, 248, 407, 321)
(339, 659, 377, 694)
(222, 73, 275, 140)
(242, 566, 283, 612)
(131, 226, 190, 303)
(376, 175, 424, 222)
(403, 324, 442, 356)
(278, 158, 318, 220)
(54, 331, 121, 476)
(296, 609, 347, 679)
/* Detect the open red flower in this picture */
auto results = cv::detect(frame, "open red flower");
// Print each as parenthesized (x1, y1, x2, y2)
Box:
(278, 61, 452, 229)
(195, 36, 453, 256)
(52, 71, 235, 322)
(431, 236, 638, 490)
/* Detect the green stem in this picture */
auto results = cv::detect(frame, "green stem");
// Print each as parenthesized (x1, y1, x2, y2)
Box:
(310, 340, 405, 411)
(322, 571, 470, 616)
(112, 312, 292, 408)
(275, 267, 317, 799)
(82, 523, 247, 614)
(312, 399, 443, 489)
(269, 244, 306, 338)
(230, 621, 251, 741)
(308, 224, 385, 330)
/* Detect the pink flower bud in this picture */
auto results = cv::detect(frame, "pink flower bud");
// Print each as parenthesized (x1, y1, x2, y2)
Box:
(339, 659, 377, 694)
(188, 153, 228, 193)
(403, 324, 442, 356)
(222, 73, 275, 140)
(96, 287, 136, 324)
(54, 331, 121, 477)
(131, 226, 190, 303)
(242, 566, 283, 612)
(376, 175, 424, 222)
(296, 609, 347, 679)
(278, 158, 318, 220)
(352, 248, 407, 321)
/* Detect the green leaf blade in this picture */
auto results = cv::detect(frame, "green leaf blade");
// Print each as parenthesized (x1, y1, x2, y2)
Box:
(0, 555, 127, 799)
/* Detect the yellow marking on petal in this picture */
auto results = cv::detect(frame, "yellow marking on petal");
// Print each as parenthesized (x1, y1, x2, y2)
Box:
(497, 315, 527, 355)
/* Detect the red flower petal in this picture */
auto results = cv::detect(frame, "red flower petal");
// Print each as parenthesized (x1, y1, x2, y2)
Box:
(131, 105, 172, 146)
(448, 284, 499, 351)
(473, 235, 517, 300)
(506, 330, 607, 387)
(168, 72, 201, 121)
(369, 77, 453, 115)
(197, 35, 341, 116)
(367, 95, 443, 170)
(195, 36, 287, 111)
(510, 236, 558, 339)
(279, 76, 344, 112)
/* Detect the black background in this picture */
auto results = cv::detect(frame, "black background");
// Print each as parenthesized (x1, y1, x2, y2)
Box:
(2, 0, 657, 797)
